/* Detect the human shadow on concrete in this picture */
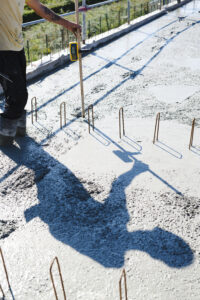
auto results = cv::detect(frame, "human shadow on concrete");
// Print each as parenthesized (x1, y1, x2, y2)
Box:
(1, 137, 193, 269)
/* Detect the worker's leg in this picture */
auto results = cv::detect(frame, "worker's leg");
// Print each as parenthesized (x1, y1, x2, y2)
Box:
(0, 49, 28, 119)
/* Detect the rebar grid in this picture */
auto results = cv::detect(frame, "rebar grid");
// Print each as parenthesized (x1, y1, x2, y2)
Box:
(153, 112, 160, 144)
(50, 257, 67, 300)
(60, 102, 67, 129)
(31, 97, 38, 124)
(0, 247, 10, 289)
(189, 118, 196, 150)
(0, 283, 5, 298)
(119, 268, 128, 300)
(119, 107, 125, 139)
(88, 105, 94, 133)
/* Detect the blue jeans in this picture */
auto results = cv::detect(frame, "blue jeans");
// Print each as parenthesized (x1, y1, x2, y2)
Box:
(0, 49, 28, 119)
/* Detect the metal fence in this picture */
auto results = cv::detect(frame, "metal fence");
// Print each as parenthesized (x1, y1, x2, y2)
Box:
(23, 0, 174, 65)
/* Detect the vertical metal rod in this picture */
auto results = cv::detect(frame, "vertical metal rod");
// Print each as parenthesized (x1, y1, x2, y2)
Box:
(31, 97, 38, 124)
(27, 40, 30, 64)
(153, 112, 160, 144)
(118, 11, 121, 26)
(50, 257, 67, 300)
(189, 118, 195, 149)
(46, 34, 49, 49)
(75, 0, 85, 118)
(0, 247, 10, 288)
(119, 107, 125, 139)
(88, 105, 94, 133)
(127, 0, 130, 24)
(0, 283, 5, 298)
(60, 102, 67, 129)
(61, 29, 64, 49)
(99, 16, 102, 33)
(119, 269, 128, 300)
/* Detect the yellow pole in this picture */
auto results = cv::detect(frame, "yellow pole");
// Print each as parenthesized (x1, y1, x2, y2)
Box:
(75, 0, 85, 118)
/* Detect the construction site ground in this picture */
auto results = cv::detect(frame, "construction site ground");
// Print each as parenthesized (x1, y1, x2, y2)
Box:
(0, 1, 200, 299)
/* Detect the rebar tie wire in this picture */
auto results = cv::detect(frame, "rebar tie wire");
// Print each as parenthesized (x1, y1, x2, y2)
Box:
(50, 256, 67, 300)
(189, 118, 195, 150)
(153, 112, 160, 144)
(60, 102, 67, 129)
(31, 96, 38, 124)
(0, 247, 10, 294)
(119, 107, 125, 139)
(88, 104, 94, 133)
(119, 268, 128, 300)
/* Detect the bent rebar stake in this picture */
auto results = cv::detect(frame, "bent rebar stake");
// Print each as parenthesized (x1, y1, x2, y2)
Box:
(119, 268, 128, 300)
(60, 102, 66, 129)
(31, 97, 38, 124)
(88, 105, 94, 134)
(189, 118, 195, 150)
(119, 107, 125, 139)
(153, 112, 160, 144)
(0, 247, 10, 288)
(50, 257, 67, 300)
(0, 283, 5, 298)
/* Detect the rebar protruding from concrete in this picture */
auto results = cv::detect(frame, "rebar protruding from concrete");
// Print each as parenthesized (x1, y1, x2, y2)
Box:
(50, 257, 67, 300)
(119, 268, 128, 300)
(31, 97, 38, 124)
(88, 105, 94, 133)
(0, 247, 10, 288)
(0, 283, 5, 298)
(119, 107, 125, 139)
(189, 118, 195, 150)
(60, 102, 66, 129)
(153, 112, 160, 144)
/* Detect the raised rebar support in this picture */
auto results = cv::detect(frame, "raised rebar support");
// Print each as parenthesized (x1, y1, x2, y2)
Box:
(153, 112, 160, 144)
(119, 268, 128, 300)
(60, 102, 67, 129)
(119, 107, 125, 139)
(189, 118, 195, 150)
(0, 247, 10, 288)
(0, 283, 5, 298)
(50, 257, 67, 300)
(88, 105, 94, 133)
(31, 97, 38, 124)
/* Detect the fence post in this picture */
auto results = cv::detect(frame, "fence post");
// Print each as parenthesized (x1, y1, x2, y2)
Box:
(82, 0, 87, 44)
(127, 0, 130, 25)
(119, 107, 125, 139)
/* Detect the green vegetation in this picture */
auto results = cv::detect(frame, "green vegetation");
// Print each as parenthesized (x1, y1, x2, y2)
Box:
(23, 0, 158, 63)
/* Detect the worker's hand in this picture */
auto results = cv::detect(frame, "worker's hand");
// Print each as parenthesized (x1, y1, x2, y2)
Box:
(68, 22, 82, 37)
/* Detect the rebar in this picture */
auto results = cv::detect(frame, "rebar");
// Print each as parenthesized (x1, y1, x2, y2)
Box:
(88, 105, 94, 133)
(189, 118, 195, 150)
(60, 102, 67, 129)
(0, 283, 5, 298)
(119, 107, 125, 139)
(50, 257, 67, 300)
(31, 97, 38, 124)
(153, 112, 160, 144)
(0, 247, 10, 288)
(119, 268, 128, 300)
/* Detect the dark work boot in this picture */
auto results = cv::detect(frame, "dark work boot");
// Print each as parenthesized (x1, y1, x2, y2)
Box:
(0, 115, 17, 146)
(16, 110, 26, 137)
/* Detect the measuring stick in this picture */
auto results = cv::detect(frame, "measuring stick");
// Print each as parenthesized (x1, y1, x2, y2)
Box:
(75, 0, 85, 118)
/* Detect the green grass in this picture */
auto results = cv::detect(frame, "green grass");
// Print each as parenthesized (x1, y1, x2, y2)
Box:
(23, 0, 159, 63)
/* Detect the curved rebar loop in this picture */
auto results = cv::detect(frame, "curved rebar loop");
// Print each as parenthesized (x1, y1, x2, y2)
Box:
(88, 105, 94, 134)
(189, 118, 195, 150)
(153, 112, 160, 144)
(31, 97, 38, 124)
(60, 102, 66, 129)
(119, 107, 125, 139)
(50, 257, 67, 300)
(0, 283, 5, 298)
(0, 247, 10, 288)
(119, 268, 128, 300)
